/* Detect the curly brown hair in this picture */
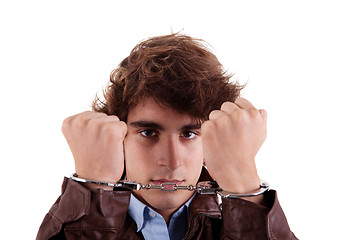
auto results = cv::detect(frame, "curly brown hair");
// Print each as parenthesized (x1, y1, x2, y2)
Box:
(92, 33, 243, 122)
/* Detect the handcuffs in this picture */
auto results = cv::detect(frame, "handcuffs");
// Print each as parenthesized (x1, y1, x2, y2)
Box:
(70, 173, 269, 198)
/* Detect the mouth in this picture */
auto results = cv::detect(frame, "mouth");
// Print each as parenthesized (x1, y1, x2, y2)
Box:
(151, 179, 183, 190)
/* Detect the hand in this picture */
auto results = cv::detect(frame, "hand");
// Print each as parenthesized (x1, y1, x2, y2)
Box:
(201, 98, 267, 194)
(62, 111, 127, 187)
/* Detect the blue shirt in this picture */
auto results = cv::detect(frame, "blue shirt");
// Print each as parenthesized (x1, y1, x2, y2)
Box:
(128, 193, 195, 240)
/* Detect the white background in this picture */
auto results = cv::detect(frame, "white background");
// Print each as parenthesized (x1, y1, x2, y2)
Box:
(1, 0, 359, 239)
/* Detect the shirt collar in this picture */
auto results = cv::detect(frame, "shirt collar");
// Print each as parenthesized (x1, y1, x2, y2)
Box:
(128, 194, 147, 232)
(128, 193, 195, 232)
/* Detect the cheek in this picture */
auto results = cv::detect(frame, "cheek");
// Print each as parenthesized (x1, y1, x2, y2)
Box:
(184, 141, 204, 170)
(124, 137, 157, 163)
(123, 137, 150, 178)
(188, 140, 203, 160)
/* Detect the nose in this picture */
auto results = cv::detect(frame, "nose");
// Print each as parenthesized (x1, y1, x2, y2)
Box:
(157, 135, 183, 170)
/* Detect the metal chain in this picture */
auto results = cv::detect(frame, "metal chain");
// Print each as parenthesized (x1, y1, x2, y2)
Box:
(70, 174, 202, 192)
(70, 174, 269, 196)
(117, 181, 197, 192)
(115, 180, 218, 193)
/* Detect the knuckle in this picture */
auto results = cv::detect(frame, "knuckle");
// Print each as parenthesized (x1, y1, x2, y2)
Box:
(108, 114, 120, 121)
(62, 117, 71, 129)
(249, 108, 259, 116)
(208, 110, 217, 120)
(76, 114, 89, 125)
(100, 125, 115, 139)
(220, 101, 232, 110)
(88, 117, 100, 126)
(201, 120, 212, 129)
(112, 122, 127, 136)
(201, 121, 215, 135)
(100, 121, 114, 132)
(119, 121, 128, 132)
(62, 114, 79, 133)
(87, 119, 101, 132)
(96, 111, 107, 116)
(232, 108, 244, 119)
(234, 97, 243, 104)
(260, 109, 267, 118)
(101, 122, 124, 140)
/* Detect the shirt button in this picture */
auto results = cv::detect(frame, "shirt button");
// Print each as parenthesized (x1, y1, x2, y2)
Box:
(149, 211, 156, 218)
(137, 224, 141, 230)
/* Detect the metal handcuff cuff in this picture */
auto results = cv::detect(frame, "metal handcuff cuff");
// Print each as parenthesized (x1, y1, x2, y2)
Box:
(70, 173, 269, 198)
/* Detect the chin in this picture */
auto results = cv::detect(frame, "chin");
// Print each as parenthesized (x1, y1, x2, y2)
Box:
(139, 190, 193, 211)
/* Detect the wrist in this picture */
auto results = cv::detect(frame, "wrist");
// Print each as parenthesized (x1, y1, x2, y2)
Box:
(217, 180, 268, 197)
(217, 180, 269, 206)
(217, 169, 260, 194)
(70, 173, 118, 190)
(75, 169, 121, 183)
(224, 178, 260, 194)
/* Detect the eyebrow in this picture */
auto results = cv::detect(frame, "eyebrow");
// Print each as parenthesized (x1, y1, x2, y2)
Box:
(129, 121, 164, 130)
(180, 122, 202, 131)
(129, 121, 202, 131)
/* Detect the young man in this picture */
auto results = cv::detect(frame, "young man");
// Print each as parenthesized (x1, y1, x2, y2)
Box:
(37, 33, 297, 239)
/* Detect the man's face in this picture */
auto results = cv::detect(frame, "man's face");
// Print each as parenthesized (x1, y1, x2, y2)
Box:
(124, 98, 204, 213)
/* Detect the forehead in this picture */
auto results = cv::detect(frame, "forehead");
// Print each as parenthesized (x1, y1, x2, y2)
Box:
(127, 98, 197, 124)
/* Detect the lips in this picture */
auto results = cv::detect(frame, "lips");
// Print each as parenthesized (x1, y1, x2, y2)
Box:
(152, 179, 183, 190)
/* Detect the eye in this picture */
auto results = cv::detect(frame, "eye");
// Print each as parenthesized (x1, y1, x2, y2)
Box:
(139, 129, 158, 138)
(181, 131, 198, 140)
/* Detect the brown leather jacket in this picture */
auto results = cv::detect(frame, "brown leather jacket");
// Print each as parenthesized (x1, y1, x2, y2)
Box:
(37, 169, 297, 240)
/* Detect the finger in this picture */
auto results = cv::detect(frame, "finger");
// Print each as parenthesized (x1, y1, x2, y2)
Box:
(259, 109, 267, 121)
(209, 110, 224, 120)
(88, 111, 109, 119)
(98, 114, 120, 122)
(73, 111, 107, 122)
(113, 120, 128, 138)
(234, 98, 257, 111)
(101, 120, 128, 139)
(62, 111, 93, 128)
(220, 101, 239, 114)
(77, 112, 109, 126)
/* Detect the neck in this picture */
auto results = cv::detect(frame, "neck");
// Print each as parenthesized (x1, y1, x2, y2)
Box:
(156, 208, 175, 225)
(132, 192, 181, 224)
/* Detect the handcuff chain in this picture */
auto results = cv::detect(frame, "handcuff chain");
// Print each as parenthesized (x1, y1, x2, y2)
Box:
(70, 174, 269, 196)
(117, 180, 218, 193)
(120, 181, 196, 192)
(117, 180, 270, 197)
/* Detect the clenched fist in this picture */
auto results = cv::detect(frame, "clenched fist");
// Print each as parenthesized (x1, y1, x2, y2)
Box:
(62, 111, 127, 186)
(202, 98, 267, 194)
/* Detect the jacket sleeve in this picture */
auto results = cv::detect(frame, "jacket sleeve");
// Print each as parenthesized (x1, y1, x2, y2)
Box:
(36, 177, 132, 240)
(221, 190, 298, 240)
